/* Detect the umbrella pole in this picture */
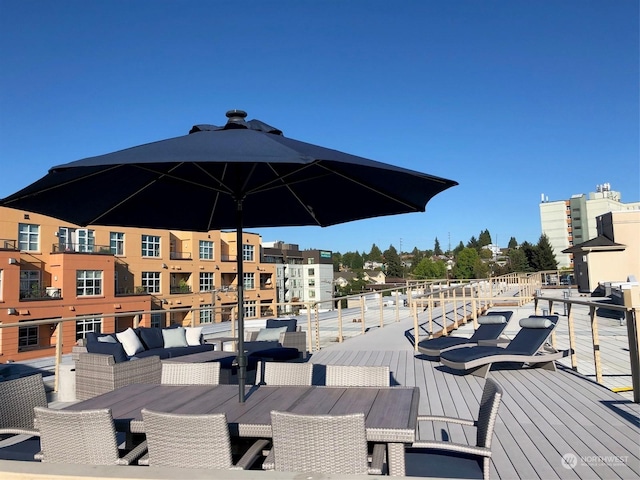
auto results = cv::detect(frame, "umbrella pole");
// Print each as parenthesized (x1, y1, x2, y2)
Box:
(236, 200, 246, 403)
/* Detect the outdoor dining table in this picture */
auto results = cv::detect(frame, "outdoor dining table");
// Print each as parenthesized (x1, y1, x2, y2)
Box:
(66, 382, 420, 476)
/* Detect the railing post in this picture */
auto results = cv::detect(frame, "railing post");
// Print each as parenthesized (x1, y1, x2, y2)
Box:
(360, 295, 366, 336)
(337, 299, 343, 343)
(314, 303, 320, 353)
(452, 288, 459, 330)
(589, 305, 603, 385)
(395, 289, 400, 322)
(623, 286, 639, 403)
(307, 307, 315, 352)
(428, 296, 434, 339)
(379, 294, 384, 328)
(439, 290, 447, 336)
(54, 321, 62, 393)
(566, 303, 578, 371)
(413, 299, 420, 351)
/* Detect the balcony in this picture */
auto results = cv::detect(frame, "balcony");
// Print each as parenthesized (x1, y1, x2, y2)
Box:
(19, 286, 61, 301)
(51, 243, 114, 255)
(0, 238, 18, 250)
(169, 251, 192, 260)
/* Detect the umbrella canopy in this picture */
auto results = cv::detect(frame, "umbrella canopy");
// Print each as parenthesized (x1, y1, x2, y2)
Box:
(1, 110, 458, 401)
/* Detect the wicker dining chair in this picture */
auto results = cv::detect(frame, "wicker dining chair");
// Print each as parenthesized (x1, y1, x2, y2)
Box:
(160, 362, 220, 385)
(268, 410, 386, 475)
(140, 409, 268, 470)
(254, 361, 313, 386)
(0, 374, 48, 461)
(406, 378, 503, 480)
(34, 407, 147, 465)
(325, 365, 391, 387)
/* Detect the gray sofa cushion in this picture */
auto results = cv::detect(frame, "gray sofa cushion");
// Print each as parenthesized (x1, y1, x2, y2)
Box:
(136, 327, 164, 350)
(86, 341, 128, 363)
(266, 318, 297, 332)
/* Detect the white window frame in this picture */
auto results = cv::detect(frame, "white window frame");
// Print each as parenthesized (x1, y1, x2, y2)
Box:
(199, 240, 214, 260)
(151, 312, 164, 328)
(76, 316, 102, 341)
(243, 272, 255, 290)
(242, 244, 254, 261)
(20, 270, 41, 298)
(18, 223, 39, 251)
(199, 272, 214, 292)
(77, 270, 102, 296)
(142, 235, 161, 257)
(199, 304, 213, 324)
(76, 229, 95, 253)
(18, 324, 39, 349)
(142, 272, 161, 293)
(244, 300, 256, 318)
(110, 232, 125, 255)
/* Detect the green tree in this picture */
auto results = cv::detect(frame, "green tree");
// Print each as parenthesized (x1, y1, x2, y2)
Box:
(520, 241, 538, 271)
(536, 234, 558, 270)
(367, 244, 384, 263)
(478, 229, 492, 247)
(508, 237, 518, 249)
(410, 247, 424, 274)
(413, 257, 447, 279)
(453, 241, 465, 257)
(466, 236, 479, 251)
(452, 247, 479, 279)
(507, 247, 529, 272)
(332, 252, 342, 272)
(383, 245, 403, 277)
(434, 237, 443, 256)
(473, 257, 490, 278)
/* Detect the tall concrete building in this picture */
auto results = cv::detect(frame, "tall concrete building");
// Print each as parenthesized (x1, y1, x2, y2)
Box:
(540, 184, 640, 268)
(262, 241, 333, 314)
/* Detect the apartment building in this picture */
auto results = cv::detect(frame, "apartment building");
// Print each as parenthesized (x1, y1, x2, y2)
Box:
(539, 183, 640, 268)
(0, 207, 276, 362)
(262, 241, 333, 314)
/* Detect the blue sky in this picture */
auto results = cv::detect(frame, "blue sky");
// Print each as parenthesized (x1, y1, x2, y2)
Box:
(1, 1, 638, 254)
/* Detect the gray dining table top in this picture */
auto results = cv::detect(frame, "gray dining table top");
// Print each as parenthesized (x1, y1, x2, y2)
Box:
(66, 383, 419, 443)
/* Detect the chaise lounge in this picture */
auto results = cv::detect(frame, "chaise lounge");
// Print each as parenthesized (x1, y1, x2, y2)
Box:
(417, 310, 513, 358)
(439, 315, 569, 378)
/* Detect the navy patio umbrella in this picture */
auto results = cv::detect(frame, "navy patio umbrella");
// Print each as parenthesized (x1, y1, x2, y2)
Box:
(1, 110, 458, 401)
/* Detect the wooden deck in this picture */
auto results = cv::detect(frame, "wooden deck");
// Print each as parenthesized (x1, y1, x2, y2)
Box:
(308, 301, 640, 479)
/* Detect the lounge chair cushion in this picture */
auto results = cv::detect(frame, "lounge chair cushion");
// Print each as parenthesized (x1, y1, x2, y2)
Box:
(185, 327, 203, 346)
(256, 326, 287, 341)
(519, 317, 553, 329)
(116, 327, 146, 356)
(477, 315, 507, 325)
(266, 318, 297, 332)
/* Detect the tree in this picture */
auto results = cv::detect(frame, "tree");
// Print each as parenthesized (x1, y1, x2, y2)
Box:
(383, 245, 403, 277)
(434, 237, 443, 256)
(453, 241, 465, 256)
(413, 257, 447, 279)
(410, 247, 424, 273)
(452, 247, 479, 279)
(332, 252, 342, 272)
(367, 243, 384, 263)
(508, 237, 518, 249)
(507, 247, 529, 272)
(536, 234, 558, 270)
(473, 256, 490, 278)
(466, 236, 479, 251)
(478, 229, 492, 247)
(520, 241, 538, 271)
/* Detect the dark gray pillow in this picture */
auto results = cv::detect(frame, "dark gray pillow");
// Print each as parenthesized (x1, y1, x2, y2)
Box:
(137, 327, 163, 350)
(266, 318, 297, 332)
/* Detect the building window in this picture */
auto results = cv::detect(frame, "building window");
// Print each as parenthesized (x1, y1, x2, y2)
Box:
(142, 235, 161, 257)
(76, 316, 102, 341)
(243, 272, 255, 290)
(199, 240, 214, 260)
(0, 268, 3, 301)
(199, 272, 214, 292)
(308, 279, 315, 286)
(20, 270, 41, 298)
(244, 300, 256, 318)
(308, 290, 316, 298)
(76, 229, 95, 252)
(110, 232, 125, 255)
(200, 304, 213, 324)
(242, 244, 254, 262)
(77, 270, 102, 296)
(151, 312, 164, 328)
(18, 324, 39, 348)
(18, 223, 39, 251)
(308, 268, 315, 276)
(141, 272, 161, 293)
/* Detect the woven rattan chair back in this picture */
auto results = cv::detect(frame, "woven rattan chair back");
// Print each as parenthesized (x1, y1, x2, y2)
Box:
(141, 409, 234, 469)
(270, 410, 369, 475)
(325, 365, 390, 387)
(161, 362, 220, 385)
(476, 377, 503, 448)
(0, 374, 47, 434)
(34, 407, 122, 465)
(255, 361, 313, 386)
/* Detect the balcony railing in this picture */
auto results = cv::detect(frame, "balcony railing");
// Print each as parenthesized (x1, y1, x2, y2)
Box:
(51, 243, 114, 255)
(170, 285, 192, 294)
(19, 287, 61, 300)
(170, 251, 192, 260)
(0, 238, 18, 250)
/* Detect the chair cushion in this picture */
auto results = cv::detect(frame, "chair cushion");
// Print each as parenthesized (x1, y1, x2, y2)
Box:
(163, 327, 188, 348)
(519, 317, 553, 329)
(137, 327, 164, 350)
(185, 327, 203, 346)
(256, 326, 287, 341)
(116, 327, 145, 356)
(266, 318, 297, 332)
(477, 315, 506, 325)
(86, 341, 128, 363)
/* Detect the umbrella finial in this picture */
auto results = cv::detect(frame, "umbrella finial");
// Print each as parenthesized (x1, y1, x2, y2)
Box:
(225, 110, 248, 129)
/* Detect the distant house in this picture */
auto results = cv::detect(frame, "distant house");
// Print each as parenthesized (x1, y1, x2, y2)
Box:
(363, 270, 386, 285)
(563, 210, 639, 293)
